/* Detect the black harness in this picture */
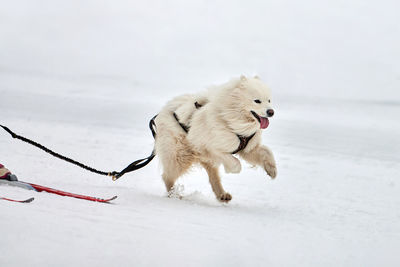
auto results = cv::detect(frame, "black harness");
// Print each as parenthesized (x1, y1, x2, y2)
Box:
(173, 103, 256, 154)
(231, 132, 256, 154)
(173, 113, 190, 133)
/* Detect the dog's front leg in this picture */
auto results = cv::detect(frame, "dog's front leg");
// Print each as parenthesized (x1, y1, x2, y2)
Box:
(218, 153, 241, 174)
(239, 145, 277, 178)
(201, 162, 232, 202)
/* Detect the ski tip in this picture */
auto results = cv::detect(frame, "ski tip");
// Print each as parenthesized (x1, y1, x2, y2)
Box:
(94, 195, 118, 203)
(23, 197, 35, 203)
(98, 195, 117, 203)
(105, 196, 118, 202)
(1, 197, 34, 203)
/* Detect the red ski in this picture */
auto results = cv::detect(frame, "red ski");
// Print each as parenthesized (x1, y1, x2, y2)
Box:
(0, 180, 117, 203)
(0, 164, 116, 203)
(27, 182, 117, 203)
(1, 196, 34, 203)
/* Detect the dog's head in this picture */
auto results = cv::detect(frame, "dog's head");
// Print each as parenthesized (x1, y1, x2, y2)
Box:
(216, 75, 274, 134)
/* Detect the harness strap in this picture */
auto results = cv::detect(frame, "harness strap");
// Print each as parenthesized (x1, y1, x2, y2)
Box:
(231, 132, 256, 154)
(173, 112, 190, 133)
(194, 101, 203, 109)
(112, 115, 158, 180)
(149, 114, 157, 138)
(112, 152, 155, 181)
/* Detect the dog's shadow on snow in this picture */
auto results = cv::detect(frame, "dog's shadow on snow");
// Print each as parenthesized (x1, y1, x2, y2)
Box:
(113, 183, 284, 217)
(164, 186, 283, 216)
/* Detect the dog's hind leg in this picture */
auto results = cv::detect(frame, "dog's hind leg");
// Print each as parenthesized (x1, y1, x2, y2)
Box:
(160, 155, 188, 193)
(162, 154, 194, 194)
(158, 134, 196, 194)
(201, 162, 232, 202)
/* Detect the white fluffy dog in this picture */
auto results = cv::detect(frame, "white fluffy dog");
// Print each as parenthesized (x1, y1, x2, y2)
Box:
(154, 75, 277, 202)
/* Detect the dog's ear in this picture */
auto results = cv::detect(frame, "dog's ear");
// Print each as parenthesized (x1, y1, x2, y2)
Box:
(238, 75, 247, 90)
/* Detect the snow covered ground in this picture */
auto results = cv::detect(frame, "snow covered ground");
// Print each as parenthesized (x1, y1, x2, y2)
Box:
(1, 0, 399, 266)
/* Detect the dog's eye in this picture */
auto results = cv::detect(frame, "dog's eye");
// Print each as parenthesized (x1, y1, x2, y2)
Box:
(254, 99, 261, 104)
(268, 99, 271, 103)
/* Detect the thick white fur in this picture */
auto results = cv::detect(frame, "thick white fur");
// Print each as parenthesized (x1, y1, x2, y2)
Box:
(154, 75, 277, 202)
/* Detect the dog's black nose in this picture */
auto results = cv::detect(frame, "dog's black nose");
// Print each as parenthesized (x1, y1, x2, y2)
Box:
(267, 109, 274, 117)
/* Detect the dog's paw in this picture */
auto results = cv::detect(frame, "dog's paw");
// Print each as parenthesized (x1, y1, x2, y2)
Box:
(264, 162, 277, 179)
(167, 184, 184, 199)
(218, 192, 232, 203)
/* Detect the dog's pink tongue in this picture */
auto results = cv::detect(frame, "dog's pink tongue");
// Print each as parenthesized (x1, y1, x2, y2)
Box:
(260, 117, 269, 129)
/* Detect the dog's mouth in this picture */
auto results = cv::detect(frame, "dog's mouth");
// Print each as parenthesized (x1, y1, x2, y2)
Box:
(251, 111, 269, 129)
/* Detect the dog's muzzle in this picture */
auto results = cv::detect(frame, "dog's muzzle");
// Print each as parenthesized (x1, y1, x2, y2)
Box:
(251, 111, 270, 129)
